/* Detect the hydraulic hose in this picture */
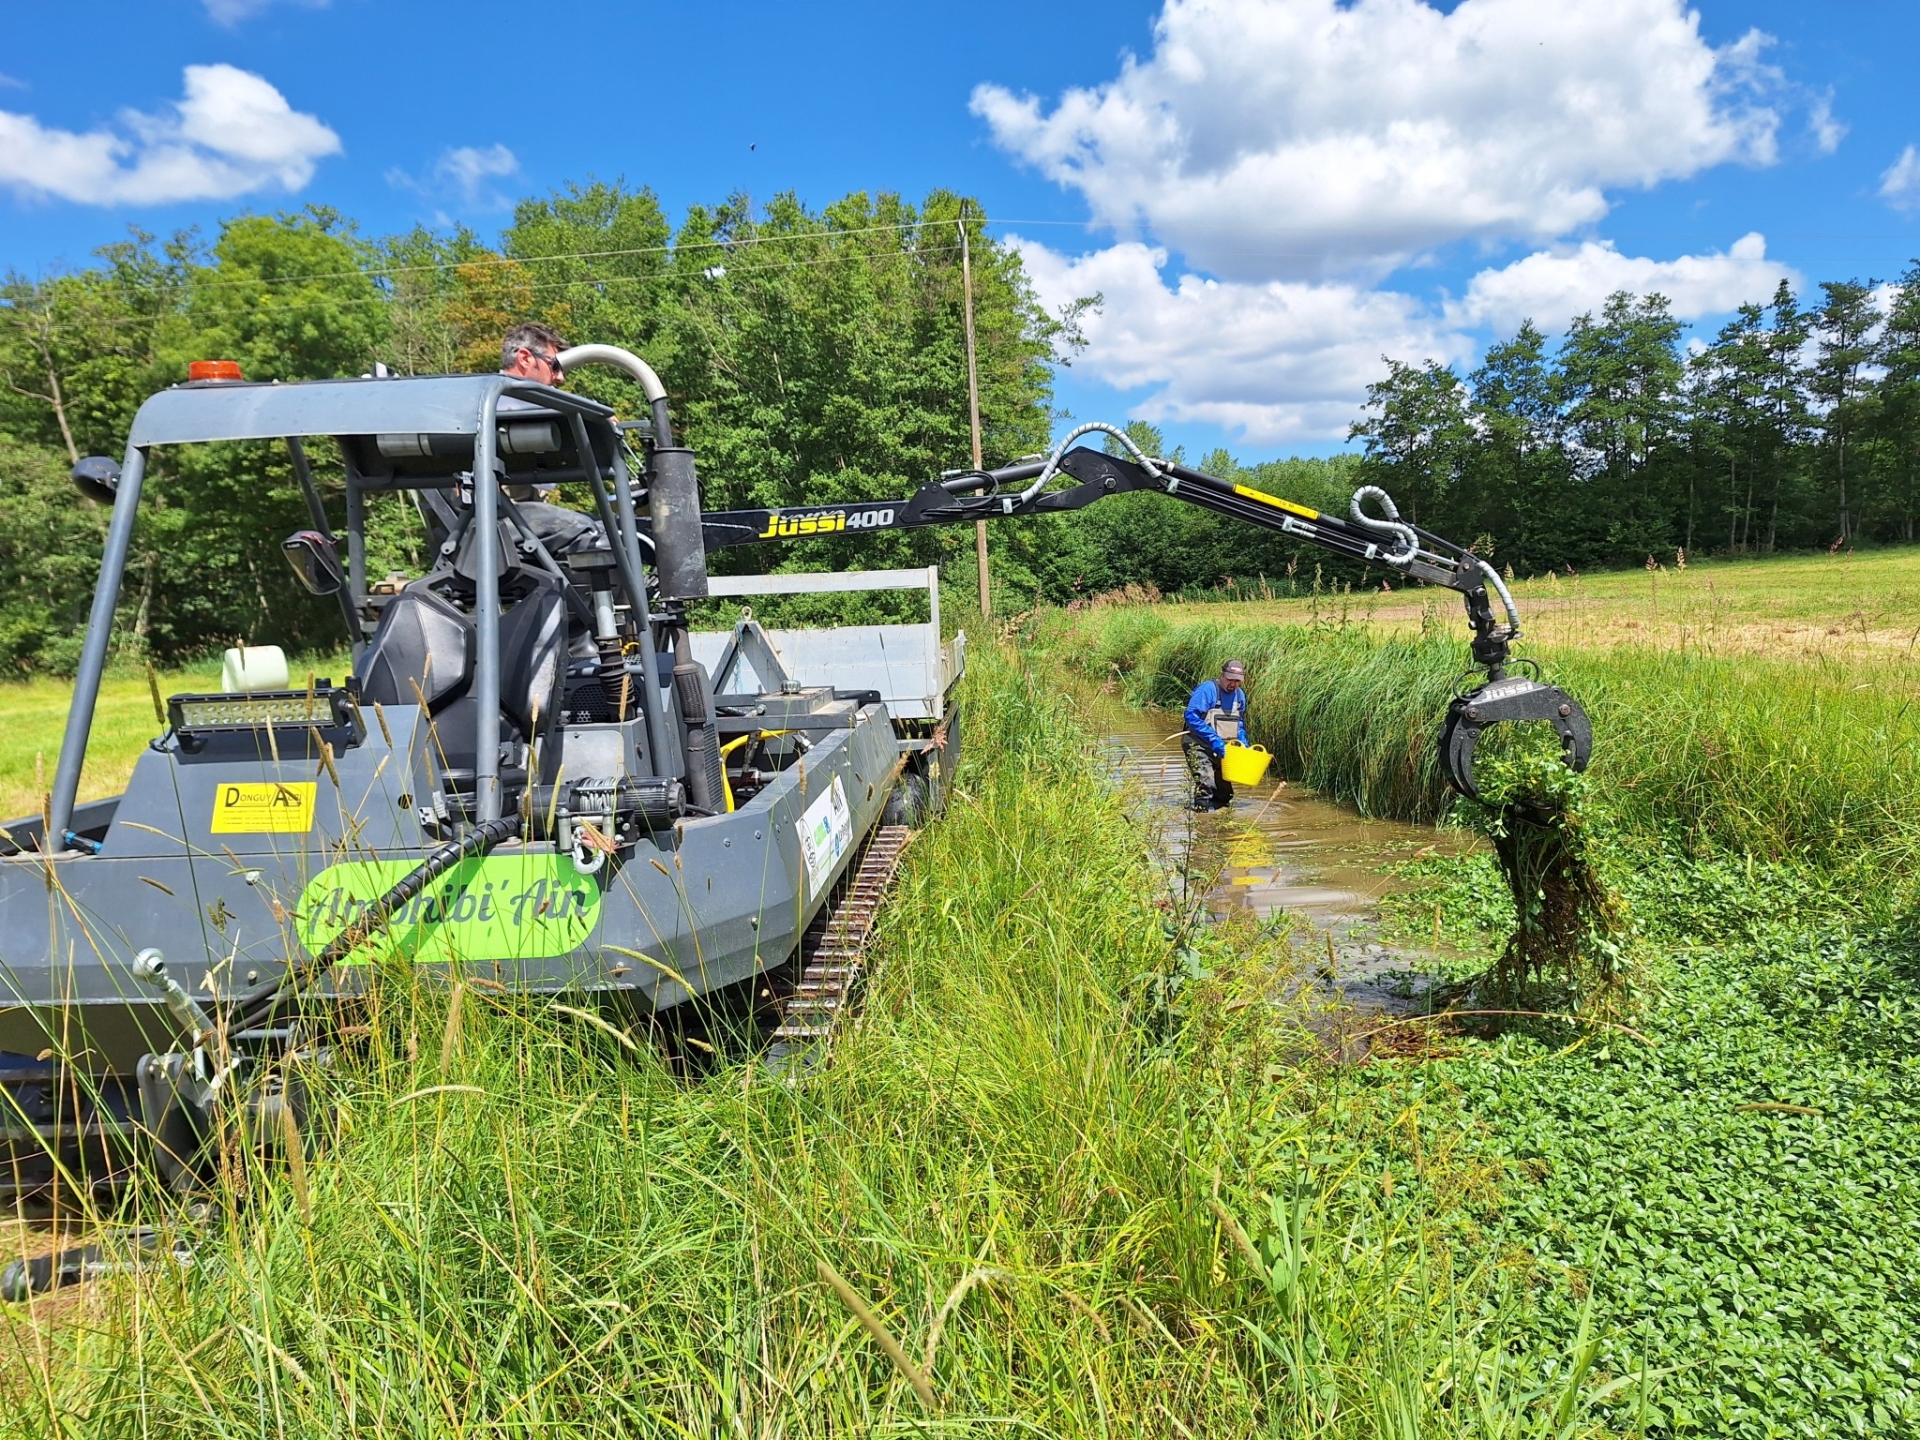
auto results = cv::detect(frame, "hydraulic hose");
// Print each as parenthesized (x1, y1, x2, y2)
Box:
(1015, 422, 1161, 506)
(1350, 485, 1523, 638)
(1473, 558, 1524, 640)
(1348, 485, 1421, 564)
(229, 815, 523, 1033)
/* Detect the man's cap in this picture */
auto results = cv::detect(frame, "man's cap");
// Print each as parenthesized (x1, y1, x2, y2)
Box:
(1221, 660, 1246, 680)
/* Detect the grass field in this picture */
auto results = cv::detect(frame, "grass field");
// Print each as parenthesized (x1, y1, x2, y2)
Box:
(1, 644, 1620, 1438)
(1148, 545, 1920, 662)
(1, 552, 1914, 1435)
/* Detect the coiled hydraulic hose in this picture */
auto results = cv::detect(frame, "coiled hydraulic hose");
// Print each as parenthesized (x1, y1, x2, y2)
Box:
(1012, 421, 1163, 507)
(228, 815, 523, 1033)
(1351, 484, 1524, 639)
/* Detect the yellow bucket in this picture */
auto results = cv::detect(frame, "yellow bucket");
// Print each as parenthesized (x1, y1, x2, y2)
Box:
(1219, 742, 1272, 786)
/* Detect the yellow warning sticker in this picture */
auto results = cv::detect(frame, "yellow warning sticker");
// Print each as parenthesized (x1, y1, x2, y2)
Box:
(1232, 483, 1319, 520)
(210, 782, 317, 834)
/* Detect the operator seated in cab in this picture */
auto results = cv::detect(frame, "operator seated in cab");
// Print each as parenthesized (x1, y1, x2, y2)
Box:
(1182, 659, 1248, 812)
(496, 322, 605, 561)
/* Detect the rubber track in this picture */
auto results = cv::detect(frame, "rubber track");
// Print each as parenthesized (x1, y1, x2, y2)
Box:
(768, 825, 912, 1061)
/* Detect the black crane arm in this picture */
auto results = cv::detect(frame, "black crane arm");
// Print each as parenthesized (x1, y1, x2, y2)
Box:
(690, 444, 1590, 799)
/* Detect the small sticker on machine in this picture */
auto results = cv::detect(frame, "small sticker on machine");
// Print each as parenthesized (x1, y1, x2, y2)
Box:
(795, 776, 853, 900)
(210, 782, 317, 834)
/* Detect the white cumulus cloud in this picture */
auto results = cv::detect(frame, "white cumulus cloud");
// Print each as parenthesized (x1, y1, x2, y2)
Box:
(1457, 233, 1800, 333)
(1881, 146, 1920, 214)
(1020, 231, 1801, 443)
(976, 0, 1785, 280)
(0, 65, 340, 206)
(1017, 237, 1470, 444)
(387, 143, 522, 214)
(203, 0, 329, 27)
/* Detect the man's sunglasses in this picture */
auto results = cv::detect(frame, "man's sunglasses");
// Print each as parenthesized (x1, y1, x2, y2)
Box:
(524, 348, 565, 378)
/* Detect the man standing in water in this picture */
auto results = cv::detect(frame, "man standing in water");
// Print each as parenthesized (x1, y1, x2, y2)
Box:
(1183, 659, 1248, 811)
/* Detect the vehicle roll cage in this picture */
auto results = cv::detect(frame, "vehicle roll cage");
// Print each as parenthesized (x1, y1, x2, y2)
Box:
(48, 372, 668, 839)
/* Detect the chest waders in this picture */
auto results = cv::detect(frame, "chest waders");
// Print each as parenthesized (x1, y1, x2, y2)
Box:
(1184, 703, 1242, 810)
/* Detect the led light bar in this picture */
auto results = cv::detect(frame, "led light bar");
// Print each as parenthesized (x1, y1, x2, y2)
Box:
(168, 685, 362, 748)
(175, 694, 333, 728)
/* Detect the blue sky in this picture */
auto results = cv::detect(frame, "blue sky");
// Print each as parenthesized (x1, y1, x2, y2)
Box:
(3, 0, 1918, 463)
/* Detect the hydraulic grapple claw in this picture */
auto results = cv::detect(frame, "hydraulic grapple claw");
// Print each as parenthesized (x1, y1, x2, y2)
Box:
(1438, 675, 1592, 801)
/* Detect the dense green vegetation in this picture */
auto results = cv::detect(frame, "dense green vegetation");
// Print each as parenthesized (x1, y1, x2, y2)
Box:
(3, 645, 1618, 1437)
(1050, 606, 1920, 865)
(3, 573, 1912, 1436)
(1398, 851, 1919, 1438)
(1041, 600, 1920, 1437)
(0, 190, 1065, 669)
(1352, 278, 1920, 572)
(8, 183, 1918, 676)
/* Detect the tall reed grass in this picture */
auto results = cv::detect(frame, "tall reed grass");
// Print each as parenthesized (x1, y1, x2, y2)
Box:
(0, 643, 1616, 1437)
(1051, 608, 1920, 867)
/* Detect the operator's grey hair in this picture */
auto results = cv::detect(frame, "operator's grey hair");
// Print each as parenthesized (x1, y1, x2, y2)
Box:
(501, 322, 567, 372)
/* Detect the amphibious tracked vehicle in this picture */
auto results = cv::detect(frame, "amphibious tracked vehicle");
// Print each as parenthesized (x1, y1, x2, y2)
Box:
(0, 345, 1588, 1211)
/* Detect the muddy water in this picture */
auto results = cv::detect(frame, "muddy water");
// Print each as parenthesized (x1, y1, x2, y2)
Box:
(1101, 719, 1478, 1014)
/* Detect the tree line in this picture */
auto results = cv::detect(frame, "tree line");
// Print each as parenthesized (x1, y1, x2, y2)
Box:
(1, 182, 1916, 674)
(0, 186, 1069, 671)
(1350, 276, 1920, 575)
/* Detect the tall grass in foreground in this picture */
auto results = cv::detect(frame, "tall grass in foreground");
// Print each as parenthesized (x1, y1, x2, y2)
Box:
(0, 644, 1619, 1437)
(1051, 608, 1920, 869)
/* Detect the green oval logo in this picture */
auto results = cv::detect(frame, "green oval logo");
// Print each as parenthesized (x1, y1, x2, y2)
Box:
(295, 852, 601, 964)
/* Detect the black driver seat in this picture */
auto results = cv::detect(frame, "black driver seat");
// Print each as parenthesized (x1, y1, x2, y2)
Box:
(358, 581, 567, 792)
(358, 586, 474, 713)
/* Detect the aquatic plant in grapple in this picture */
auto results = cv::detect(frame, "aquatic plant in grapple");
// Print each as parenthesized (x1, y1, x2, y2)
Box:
(1466, 734, 1627, 1006)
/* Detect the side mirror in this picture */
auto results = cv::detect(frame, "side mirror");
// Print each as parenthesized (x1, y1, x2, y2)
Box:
(71, 457, 121, 504)
(281, 530, 346, 596)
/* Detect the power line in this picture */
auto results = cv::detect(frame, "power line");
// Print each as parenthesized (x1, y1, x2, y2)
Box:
(0, 239, 995, 332)
(7, 209, 1913, 301)
(4, 213, 1043, 296)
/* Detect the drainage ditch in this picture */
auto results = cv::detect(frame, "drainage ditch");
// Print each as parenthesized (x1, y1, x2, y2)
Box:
(1101, 717, 1479, 1020)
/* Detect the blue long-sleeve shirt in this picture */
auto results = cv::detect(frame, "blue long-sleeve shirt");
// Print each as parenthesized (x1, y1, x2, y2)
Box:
(1184, 680, 1248, 758)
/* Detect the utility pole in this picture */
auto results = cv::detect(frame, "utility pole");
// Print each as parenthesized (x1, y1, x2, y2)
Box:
(958, 206, 990, 619)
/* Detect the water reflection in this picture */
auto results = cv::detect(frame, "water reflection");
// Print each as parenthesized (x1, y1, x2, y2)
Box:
(1101, 722, 1477, 1014)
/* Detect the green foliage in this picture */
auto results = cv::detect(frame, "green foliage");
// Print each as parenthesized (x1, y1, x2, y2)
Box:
(1354, 279, 1920, 572)
(1039, 601, 1920, 1437)
(1465, 746, 1628, 1005)
(1373, 849, 1920, 1439)
(1048, 607, 1920, 867)
(0, 435, 108, 674)
(1064, 448, 1366, 600)
(0, 211, 388, 663)
(657, 191, 1055, 589)
(0, 230, 189, 461)
(185, 210, 387, 382)
(1062, 615, 1463, 821)
(2, 644, 1621, 1437)
(0, 187, 1074, 658)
